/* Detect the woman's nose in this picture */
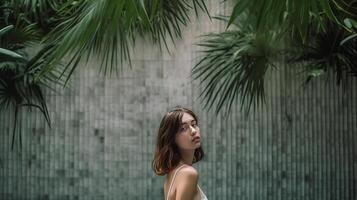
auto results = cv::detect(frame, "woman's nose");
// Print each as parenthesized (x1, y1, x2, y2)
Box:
(190, 125, 196, 134)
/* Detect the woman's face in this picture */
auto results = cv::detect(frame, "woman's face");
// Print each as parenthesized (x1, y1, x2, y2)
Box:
(175, 112, 201, 150)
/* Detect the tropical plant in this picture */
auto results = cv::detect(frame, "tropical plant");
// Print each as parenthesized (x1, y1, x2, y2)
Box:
(146, 0, 209, 48)
(0, 0, 66, 149)
(341, 17, 357, 45)
(194, 0, 357, 115)
(290, 21, 357, 87)
(0, 25, 54, 150)
(193, 17, 283, 115)
(35, 0, 209, 84)
(227, 0, 357, 40)
(0, 0, 210, 149)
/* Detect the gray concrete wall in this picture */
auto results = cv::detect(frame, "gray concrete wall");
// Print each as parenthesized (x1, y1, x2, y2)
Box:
(1, 1, 357, 200)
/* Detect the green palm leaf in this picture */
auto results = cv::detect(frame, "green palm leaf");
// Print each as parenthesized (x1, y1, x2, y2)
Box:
(147, 0, 209, 49)
(32, 0, 142, 83)
(290, 21, 357, 87)
(228, 0, 357, 40)
(0, 25, 14, 36)
(0, 48, 27, 62)
(13, 0, 63, 33)
(0, 60, 53, 150)
(35, 0, 209, 85)
(193, 18, 282, 115)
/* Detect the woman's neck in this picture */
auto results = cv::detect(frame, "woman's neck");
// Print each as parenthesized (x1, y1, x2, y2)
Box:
(178, 149, 195, 166)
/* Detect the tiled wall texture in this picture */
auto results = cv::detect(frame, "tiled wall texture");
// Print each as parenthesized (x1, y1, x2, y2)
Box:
(1, 1, 357, 200)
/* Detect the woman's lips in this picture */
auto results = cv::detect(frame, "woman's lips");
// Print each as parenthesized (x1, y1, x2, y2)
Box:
(193, 137, 200, 142)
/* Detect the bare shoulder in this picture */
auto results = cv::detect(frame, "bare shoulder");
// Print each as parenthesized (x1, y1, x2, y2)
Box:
(175, 166, 199, 199)
(176, 165, 198, 181)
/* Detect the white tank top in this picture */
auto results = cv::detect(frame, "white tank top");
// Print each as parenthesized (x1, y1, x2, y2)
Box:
(166, 164, 208, 200)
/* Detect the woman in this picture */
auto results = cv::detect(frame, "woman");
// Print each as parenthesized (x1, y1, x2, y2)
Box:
(152, 107, 208, 200)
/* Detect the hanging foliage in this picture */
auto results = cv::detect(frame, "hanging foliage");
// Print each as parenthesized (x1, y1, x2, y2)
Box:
(193, 17, 283, 115)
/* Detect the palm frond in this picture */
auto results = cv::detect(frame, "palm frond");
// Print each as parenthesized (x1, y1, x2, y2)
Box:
(193, 20, 282, 115)
(34, 0, 150, 84)
(0, 47, 27, 62)
(0, 40, 55, 150)
(0, 61, 52, 150)
(0, 1, 68, 150)
(228, 0, 357, 40)
(146, 0, 210, 49)
(25, 44, 68, 87)
(34, 0, 209, 84)
(0, 5, 45, 49)
(12, 0, 63, 33)
(289, 21, 357, 87)
(0, 25, 14, 36)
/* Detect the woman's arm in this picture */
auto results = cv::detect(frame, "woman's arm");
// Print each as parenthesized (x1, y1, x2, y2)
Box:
(175, 167, 198, 200)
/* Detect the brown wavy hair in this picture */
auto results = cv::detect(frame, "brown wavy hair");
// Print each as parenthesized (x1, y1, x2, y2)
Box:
(152, 106, 205, 175)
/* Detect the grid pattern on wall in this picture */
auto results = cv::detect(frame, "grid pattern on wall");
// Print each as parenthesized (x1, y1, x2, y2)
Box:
(1, 1, 357, 200)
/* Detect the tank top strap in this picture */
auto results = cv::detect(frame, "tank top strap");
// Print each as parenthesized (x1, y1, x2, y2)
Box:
(197, 184, 202, 191)
(166, 164, 188, 200)
(197, 184, 208, 200)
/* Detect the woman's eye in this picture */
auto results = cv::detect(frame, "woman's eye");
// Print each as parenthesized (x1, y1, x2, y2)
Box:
(179, 123, 198, 132)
